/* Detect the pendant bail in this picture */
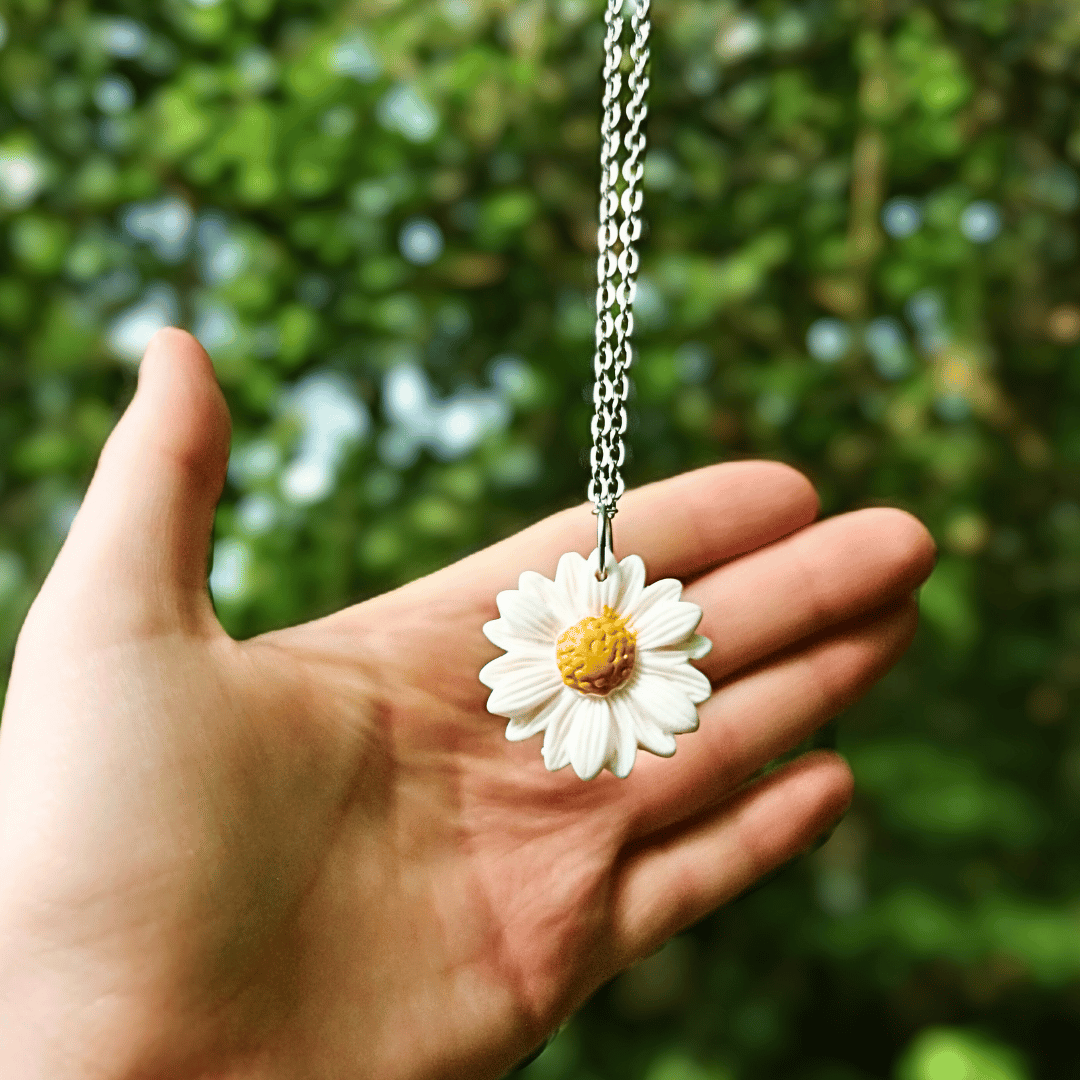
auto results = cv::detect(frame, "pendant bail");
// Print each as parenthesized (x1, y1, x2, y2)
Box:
(595, 506, 614, 582)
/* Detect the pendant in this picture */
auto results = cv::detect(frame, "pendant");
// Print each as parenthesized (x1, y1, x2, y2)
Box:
(480, 0, 677, 780)
(480, 535, 712, 781)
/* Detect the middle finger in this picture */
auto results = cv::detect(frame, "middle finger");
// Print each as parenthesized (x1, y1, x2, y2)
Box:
(686, 506, 934, 684)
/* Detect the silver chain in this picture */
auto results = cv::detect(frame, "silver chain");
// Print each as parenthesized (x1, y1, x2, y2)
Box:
(589, 0, 650, 536)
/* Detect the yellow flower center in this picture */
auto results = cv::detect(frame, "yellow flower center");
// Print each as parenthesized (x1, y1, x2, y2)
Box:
(556, 605, 637, 696)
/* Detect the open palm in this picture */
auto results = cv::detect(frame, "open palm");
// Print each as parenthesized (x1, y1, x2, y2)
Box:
(0, 331, 934, 1080)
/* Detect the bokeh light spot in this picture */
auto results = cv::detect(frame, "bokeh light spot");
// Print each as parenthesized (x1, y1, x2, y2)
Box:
(93, 76, 135, 115)
(398, 217, 444, 265)
(807, 318, 852, 363)
(959, 201, 1002, 243)
(883, 197, 923, 238)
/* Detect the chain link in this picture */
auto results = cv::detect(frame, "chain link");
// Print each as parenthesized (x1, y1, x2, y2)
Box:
(589, 0, 650, 521)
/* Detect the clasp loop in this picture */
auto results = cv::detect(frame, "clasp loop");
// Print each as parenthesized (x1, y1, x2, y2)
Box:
(595, 506, 614, 582)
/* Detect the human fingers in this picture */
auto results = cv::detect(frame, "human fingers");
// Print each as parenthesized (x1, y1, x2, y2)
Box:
(295, 460, 819, 699)
(686, 506, 935, 683)
(609, 749, 853, 966)
(620, 597, 917, 839)
(28, 328, 231, 640)
(445, 460, 819, 593)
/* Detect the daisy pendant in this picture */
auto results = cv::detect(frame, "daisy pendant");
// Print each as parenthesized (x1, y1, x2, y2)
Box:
(480, 548, 713, 781)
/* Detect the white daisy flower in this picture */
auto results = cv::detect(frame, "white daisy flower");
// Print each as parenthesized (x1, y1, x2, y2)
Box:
(480, 547, 713, 780)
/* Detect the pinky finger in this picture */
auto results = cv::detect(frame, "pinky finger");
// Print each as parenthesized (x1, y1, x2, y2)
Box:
(609, 750, 853, 966)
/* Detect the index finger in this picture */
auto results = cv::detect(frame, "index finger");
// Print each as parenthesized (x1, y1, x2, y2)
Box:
(449, 460, 819, 591)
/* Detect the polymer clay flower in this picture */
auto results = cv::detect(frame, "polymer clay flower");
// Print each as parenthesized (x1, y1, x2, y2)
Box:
(480, 548, 712, 780)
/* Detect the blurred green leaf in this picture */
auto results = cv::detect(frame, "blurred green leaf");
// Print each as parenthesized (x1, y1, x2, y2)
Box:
(918, 558, 979, 651)
(895, 1027, 1029, 1080)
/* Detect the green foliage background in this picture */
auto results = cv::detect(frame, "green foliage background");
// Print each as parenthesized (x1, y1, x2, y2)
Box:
(2, 0, 1080, 1076)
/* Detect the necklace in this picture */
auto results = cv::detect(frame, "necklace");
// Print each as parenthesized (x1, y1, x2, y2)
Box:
(479, 0, 712, 781)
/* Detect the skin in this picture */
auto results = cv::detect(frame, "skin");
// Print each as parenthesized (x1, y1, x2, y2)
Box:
(0, 329, 936, 1080)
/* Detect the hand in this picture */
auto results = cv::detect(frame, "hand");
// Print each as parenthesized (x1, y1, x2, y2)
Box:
(0, 330, 935, 1080)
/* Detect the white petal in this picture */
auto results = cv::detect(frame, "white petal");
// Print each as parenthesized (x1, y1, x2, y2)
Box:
(630, 670, 701, 734)
(496, 588, 564, 643)
(549, 548, 646, 629)
(506, 714, 546, 741)
(637, 652, 713, 704)
(479, 647, 555, 690)
(482, 619, 555, 656)
(609, 693, 640, 777)
(686, 634, 712, 660)
(629, 577, 682, 630)
(610, 553, 646, 616)
(541, 688, 582, 770)
(584, 545, 636, 611)
(487, 664, 563, 718)
(554, 550, 595, 622)
(634, 600, 703, 651)
(583, 550, 610, 609)
(645, 632, 713, 663)
(567, 695, 615, 781)
(621, 692, 678, 757)
(517, 569, 566, 618)
(506, 688, 567, 742)
(637, 722, 678, 757)
(610, 679, 684, 756)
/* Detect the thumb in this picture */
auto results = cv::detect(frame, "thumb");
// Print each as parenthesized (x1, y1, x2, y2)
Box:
(41, 328, 232, 634)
